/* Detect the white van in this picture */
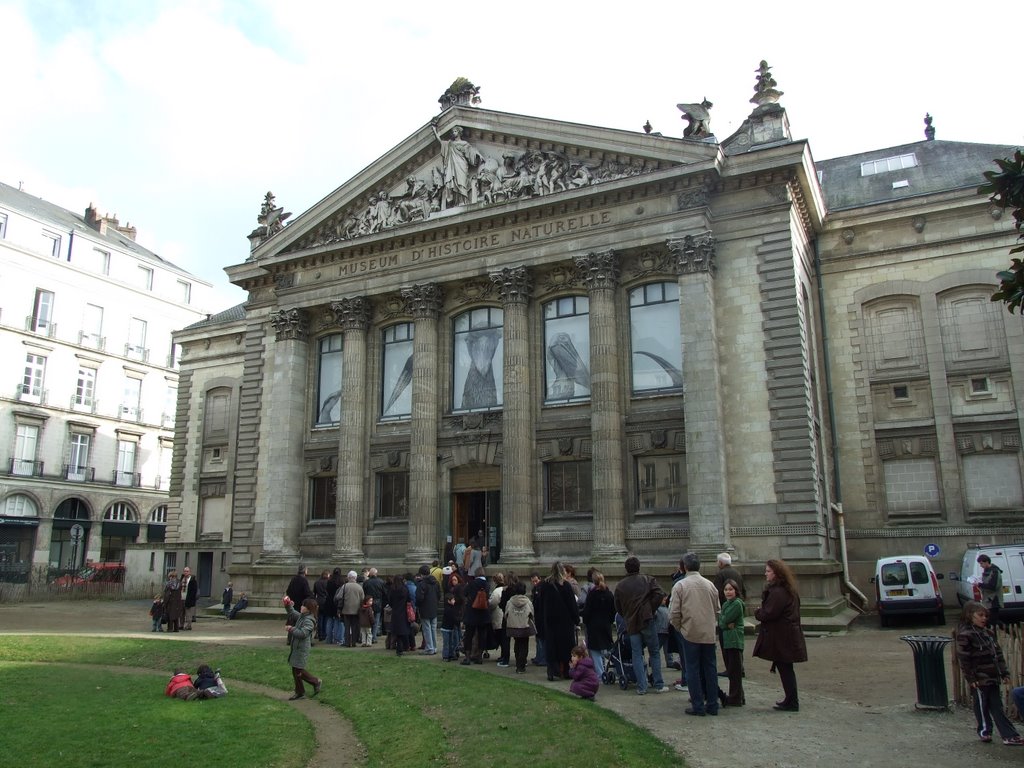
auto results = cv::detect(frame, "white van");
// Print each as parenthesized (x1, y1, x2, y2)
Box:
(871, 556, 944, 627)
(950, 545, 1024, 621)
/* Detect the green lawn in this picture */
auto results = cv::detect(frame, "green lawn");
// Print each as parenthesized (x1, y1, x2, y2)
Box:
(0, 636, 682, 768)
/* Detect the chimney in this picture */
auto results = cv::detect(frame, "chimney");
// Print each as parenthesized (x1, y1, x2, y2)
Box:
(117, 222, 137, 242)
(84, 204, 103, 233)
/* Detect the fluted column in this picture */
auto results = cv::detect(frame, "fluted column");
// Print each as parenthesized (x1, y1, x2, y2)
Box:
(260, 308, 310, 561)
(490, 266, 537, 562)
(401, 283, 443, 562)
(575, 251, 628, 560)
(331, 296, 371, 560)
(669, 233, 730, 554)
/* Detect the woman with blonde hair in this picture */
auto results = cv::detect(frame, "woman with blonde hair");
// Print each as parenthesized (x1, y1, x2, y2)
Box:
(753, 559, 807, 711)
(581, 570, 615, 678)
(539, 561, 580, 681)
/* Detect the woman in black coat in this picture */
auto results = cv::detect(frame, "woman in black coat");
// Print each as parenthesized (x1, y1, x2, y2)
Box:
(387, 574, 411, 656)
(540, 561, 580, 681)
(753, 558, 808, 711)
(581, 571, 616, 679)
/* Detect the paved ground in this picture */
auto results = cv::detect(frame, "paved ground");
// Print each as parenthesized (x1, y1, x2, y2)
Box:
(1, 600, 1021, 767)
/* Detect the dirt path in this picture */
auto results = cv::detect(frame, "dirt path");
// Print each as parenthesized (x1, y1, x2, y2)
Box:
(1, 601, 1020, 767)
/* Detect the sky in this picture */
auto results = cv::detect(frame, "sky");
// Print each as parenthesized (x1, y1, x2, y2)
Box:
(1, 0, 1021, 314)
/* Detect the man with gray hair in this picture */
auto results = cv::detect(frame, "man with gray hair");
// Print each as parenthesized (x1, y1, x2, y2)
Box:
(712, 553, 745, 674)
(669, 552, 721, 715)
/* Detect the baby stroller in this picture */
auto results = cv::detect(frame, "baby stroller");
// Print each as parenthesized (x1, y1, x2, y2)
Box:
(602, 618, 650, 690)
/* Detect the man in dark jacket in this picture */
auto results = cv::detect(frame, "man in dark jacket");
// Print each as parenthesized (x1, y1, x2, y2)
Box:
(712, 553, 745, 670)
(181, 566, 198, 630)
(416, 564, 441, 655)
(613, 556, 668, 695)
(313, 569, 331, 641)
(978, 555, 1004, 628)
(285, 566, 313, 636)
(362, 567, 387, 643)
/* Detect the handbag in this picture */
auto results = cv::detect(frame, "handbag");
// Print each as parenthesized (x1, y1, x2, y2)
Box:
(406, 601, 416, 623)
(472, 587, 489, 611)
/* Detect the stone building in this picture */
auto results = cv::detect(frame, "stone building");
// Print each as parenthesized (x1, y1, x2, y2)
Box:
(164, 75, 1020, 622)
(0, 182, 210, 591)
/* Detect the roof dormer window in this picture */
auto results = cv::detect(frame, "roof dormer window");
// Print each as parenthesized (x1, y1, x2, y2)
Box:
(861, 153, 918, 176)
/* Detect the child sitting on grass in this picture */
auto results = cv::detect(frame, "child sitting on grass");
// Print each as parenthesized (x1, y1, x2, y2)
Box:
(568, 644, 599, 700)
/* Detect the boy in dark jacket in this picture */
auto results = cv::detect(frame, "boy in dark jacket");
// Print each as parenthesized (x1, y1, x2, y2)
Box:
(441, 593, 461, 661)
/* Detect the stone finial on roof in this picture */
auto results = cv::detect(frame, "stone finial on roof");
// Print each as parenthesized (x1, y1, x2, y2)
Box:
(924, 113, 935, 141)
(439, 78, 481, 111)
(750, 60, 783, 107)
(247, 191, 291, 254)
(677, 99, 714, 140)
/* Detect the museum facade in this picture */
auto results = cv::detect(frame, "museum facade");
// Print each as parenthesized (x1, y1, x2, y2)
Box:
(154, 76, 1021, 623)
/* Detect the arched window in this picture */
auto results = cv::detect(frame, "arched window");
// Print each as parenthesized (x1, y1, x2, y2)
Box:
(104, 502, 136, 522)
(453, 307, 503, 411)
(3, 494, 38, 517)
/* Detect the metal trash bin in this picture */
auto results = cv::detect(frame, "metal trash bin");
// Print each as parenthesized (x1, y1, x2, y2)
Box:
(900, 635, 951, 710)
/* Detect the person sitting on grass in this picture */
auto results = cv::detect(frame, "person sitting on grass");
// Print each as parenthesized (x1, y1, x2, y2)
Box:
(568, 644, 599, 700)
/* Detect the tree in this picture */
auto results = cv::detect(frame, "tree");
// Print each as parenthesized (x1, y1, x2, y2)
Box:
(983, 150, 1024, 312)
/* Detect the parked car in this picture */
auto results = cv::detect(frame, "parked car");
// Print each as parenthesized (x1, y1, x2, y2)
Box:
(52, 562, 126, 589)
(871, 555, 944, 627)
(949, 545, 1024, 622)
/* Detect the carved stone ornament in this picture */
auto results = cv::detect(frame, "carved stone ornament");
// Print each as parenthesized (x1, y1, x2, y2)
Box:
(537, 264, 583, 295)
(677, 98, 713, 140)
(490, 266, 533, 305)
(247, 191, 292, 255)
(452, 279, 494, 306)
(841, 228, 856, 245)
(558, 437, 574, 456)
(677, 183, 711, 210)
(387, 450, 402, 468)
(668, 232, 716, 275)
(912, 216, 926, 234)
(650, 429, 668, 449)
(274, 273, 295, 291)
(628, 246, 674, 280)
(330, 296, 371, 331)
(750, 60, 784, 107)
(574, 250, 620, 291)
(270, 308, 309, 342)
(401, 283, 444, 318)
(438, 77, 482, 111)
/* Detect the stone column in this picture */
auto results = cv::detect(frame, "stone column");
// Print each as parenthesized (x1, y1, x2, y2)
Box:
(331, 297, 371, 559)
(259, 308, 309, 562)
(490, 266, 537, 562)
(401, 284, 443, 563)
(574, 250, 628, 560)
(669, 234, 730, 555)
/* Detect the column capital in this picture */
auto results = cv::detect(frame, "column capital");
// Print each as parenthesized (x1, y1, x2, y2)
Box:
(574, 250, 620, 291)
(330, 296, 371, 331)
(400, 283, 444, 318)
(269, 308, 309, 341)
(668, 232, 717, 276)
(489, 266, 533, 305)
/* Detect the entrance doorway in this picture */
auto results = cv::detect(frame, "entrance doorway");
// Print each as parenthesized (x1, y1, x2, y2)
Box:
(450, 466, 501, 564)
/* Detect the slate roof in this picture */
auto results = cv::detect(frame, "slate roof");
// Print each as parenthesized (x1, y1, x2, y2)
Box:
(182, 302, 247, 330)
(817, 139, 1020, 211)
(0, 180, 191, 274)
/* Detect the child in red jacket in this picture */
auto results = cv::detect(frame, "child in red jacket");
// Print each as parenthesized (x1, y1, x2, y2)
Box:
(165, 669, 200, 701)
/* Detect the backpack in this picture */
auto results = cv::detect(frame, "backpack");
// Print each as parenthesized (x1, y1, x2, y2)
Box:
(471, 585, 489, 611)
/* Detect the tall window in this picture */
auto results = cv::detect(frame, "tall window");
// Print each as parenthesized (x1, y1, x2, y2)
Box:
(102, 502, 136, 562)
(636, 455, 687, 511)
(377, 472, 409, 519)
(453, 307, 503, 411)
(121, 376, 142, 420)
(127, 317, 147, 361)
(115, 440, 137, 486)
(68, 433, 92, 481)
(13, 424, 40, 476)
(316, 334, 343, 426)
(73, 367, 96, 410)
(42, 231, 61, 258)
(629, 282, 682, 394)
(310, 476, 337, 522)
(177, 280, 191, 304)
(84, 248, 110, 275)
(21, 353, 46, 403)
(81, 304, 104, 349)
(31, 289, 54, 334)
(543, 296, 591, 403)
(137, 266, 153, 290)
(0, 212, 7, 238)
(545, 461, 593, 514)
(163, 385, 177, 428)
(381, 323, 414, 419)
(203, 388, 231, 440)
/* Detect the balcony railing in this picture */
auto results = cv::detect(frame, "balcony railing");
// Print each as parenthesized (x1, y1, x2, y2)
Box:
(9, 458, 44, 477)
(78, 331, 106, 351)
(113, 470, 141, 487)
(119, 405, 142, 422)
(161, 412, 175, 428)
(16, 384, 47, 405)
(64, 464, 95, 482)
(25, 316, 57, 337)
(70, 395, 98, 413)
(124, 344, 150, 363)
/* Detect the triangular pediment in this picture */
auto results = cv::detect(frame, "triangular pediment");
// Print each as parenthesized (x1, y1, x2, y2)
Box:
(248, 106, 720, 263)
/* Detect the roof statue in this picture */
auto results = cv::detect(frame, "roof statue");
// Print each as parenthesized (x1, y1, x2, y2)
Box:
(439, 77, 482, 111)
(247, 191, 292, 254)
(750, 60, 784, 106)
(677, 98, 713, 140)
(924, 113, 936, 141)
